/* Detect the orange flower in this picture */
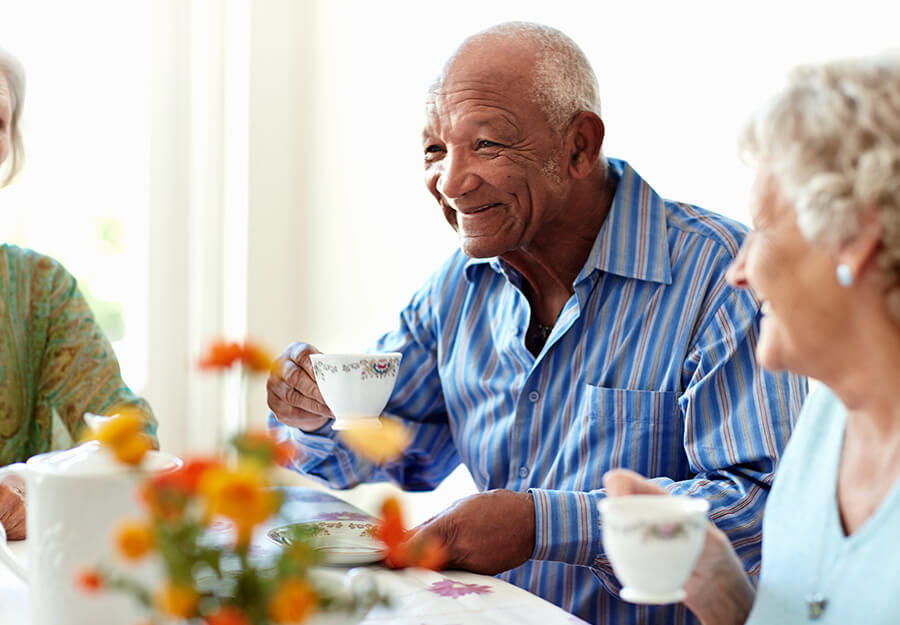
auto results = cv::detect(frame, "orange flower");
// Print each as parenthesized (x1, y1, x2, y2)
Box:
(197, 340, 244, 370)
(339, 418, 411, 464)
(377, 496, 447, 570)
(377, 496, 407, 549)
(239, 340, 274, 373)
(404, 535, 447, 571)
(268, 578, 317, 624)
(232, 430, 296, 467)
(74, 568, 104, 594)
(197, 338, 274, 373)
(140, 457, 223, 520)
(154, 581, 200, 618)
(198, 465, 280, 544)
(91, 410, 153, 466)
(114, 519, 155, 561)
(204, 605, 253, 625)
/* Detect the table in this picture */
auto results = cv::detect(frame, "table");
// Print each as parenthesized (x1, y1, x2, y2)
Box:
(1, 533, 587, 625)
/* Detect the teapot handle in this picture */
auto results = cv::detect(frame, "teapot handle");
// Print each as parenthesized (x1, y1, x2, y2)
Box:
(0, 463, 28, 583)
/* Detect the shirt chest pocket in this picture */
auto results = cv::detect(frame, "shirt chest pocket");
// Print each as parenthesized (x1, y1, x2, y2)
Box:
(567, 385, 681, 480)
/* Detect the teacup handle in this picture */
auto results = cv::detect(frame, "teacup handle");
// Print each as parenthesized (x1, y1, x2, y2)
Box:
(0, 463, 29, 583)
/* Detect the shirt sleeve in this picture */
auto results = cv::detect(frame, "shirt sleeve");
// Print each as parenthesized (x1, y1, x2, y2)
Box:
(529, 281, 807, 585)
(36, 254, 157, 447)
(271, 262, 461, 491)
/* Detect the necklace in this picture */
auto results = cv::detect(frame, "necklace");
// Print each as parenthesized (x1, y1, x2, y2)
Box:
(806, 550, 848, 620)
(805, 508, 853, 620)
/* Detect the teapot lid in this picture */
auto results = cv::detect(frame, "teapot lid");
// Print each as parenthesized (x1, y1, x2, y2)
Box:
(27, 441, 181, 476)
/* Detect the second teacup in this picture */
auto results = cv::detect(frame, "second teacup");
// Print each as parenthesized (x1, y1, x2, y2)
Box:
(310, 352, 402, 430)
(599, 494, 709, 605)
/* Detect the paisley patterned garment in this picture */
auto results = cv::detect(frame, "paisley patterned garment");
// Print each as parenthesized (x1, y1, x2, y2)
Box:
(0, 244, 156, 465)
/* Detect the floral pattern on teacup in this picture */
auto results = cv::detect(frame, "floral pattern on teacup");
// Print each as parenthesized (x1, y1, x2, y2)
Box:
(314, 358, 399, 382)
(312, 361, 338, 380)
(643, 521, 687, 541)
(607, 518, 703, 543)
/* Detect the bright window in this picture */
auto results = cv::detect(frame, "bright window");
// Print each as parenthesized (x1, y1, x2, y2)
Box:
(0, 1, 151, 391)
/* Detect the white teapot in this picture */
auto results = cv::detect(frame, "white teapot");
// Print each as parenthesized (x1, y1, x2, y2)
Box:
(0, 440, 181, 625)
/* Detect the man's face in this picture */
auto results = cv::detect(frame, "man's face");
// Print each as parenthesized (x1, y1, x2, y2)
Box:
(422, 42, 568, 259)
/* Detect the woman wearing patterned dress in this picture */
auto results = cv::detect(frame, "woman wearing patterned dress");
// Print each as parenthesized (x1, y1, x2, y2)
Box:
(0, 47, 155, 540)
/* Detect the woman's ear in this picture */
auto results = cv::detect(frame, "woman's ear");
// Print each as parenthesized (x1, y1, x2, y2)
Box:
(838, 210, 883, 281)
(566, 112, 605, 179)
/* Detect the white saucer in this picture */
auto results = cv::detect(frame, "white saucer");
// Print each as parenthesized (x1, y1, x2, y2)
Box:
(620, 587, 686, 605)
(267, 521, 386, 566)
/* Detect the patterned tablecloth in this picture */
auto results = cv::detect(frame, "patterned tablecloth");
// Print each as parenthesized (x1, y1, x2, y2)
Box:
(0, 488, 588, 625)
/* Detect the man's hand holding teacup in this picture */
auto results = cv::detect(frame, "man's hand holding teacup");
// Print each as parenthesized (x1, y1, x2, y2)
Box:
(266, 342, 333, 432)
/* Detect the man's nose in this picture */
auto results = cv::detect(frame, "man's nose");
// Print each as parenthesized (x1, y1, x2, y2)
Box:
(436, 151, 479, 199)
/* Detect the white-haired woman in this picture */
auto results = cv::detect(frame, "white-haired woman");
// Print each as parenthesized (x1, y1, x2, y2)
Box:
(605, 53, 900, 624)
(0, 48, 156, 540)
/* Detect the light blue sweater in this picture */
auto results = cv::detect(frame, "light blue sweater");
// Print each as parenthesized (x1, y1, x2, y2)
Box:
(746, 384, 900, 624)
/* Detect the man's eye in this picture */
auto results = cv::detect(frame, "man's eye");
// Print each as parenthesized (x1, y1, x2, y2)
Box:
(424, 144, 444, 154)
(476, 140, 500, 149)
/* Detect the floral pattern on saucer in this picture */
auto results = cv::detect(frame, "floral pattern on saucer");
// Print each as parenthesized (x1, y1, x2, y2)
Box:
(267, 520, 378, 545)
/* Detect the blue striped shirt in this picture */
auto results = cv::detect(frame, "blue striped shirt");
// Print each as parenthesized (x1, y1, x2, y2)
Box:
(273, 158, 807, 625)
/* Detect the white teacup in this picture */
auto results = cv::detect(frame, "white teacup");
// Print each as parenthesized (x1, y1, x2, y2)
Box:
(599, 495, 709, 604)
(310, 352, 402, 430)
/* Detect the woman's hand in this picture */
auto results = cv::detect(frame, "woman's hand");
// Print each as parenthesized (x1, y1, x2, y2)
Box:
(602, 469, 754, 625)
(0, 476, 26, 540)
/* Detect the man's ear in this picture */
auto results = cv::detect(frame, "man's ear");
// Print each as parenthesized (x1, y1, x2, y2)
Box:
(838, 209, 882, 281)
(566, 112, 605, 179)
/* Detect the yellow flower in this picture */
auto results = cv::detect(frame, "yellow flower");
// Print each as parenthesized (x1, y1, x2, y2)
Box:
(268, 578, 317, 624)
(114, 519, 155, 561)
(338, 418, 411, 464)
(154, 581, 199, 618)
(198, 465, 280, 544)
(92, 409, 154, 466)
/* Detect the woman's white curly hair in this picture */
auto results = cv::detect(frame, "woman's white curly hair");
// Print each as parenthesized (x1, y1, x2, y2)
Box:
(741, 53, 900, 319)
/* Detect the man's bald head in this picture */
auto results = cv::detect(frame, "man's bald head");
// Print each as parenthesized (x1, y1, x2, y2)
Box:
(432, 22, 602, 134)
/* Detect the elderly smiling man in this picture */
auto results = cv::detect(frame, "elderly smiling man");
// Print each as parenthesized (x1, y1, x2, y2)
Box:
(267, 22, 806, 625)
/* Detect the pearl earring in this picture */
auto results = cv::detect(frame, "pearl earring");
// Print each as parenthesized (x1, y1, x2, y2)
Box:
(836, 263, 854, 287)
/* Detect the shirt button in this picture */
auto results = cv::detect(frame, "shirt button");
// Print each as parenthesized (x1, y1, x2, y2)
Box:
(518, 466, 529, 478)
(527, 391, 540, 402)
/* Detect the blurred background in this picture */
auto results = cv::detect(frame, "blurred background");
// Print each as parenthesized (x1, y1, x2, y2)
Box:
(1, 0, 897, 522)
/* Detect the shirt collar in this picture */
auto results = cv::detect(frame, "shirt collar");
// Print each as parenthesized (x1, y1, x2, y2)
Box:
(462, 158, 672, 286)
(582, 158, 672, 285)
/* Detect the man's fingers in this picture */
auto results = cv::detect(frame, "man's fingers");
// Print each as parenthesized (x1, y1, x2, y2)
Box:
(267, 396, 331, 431)
(286, 342, 321, 382)
(267, 375, 332, 417)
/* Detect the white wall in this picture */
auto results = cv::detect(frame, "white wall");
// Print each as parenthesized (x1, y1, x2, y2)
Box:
(242, 0, 900, 521)
(3, 0, 898, 523)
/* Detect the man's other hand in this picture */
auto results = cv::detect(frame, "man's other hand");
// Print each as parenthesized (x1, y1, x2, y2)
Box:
(403, 489, 535, 575)
(266, 342, 333, 432)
